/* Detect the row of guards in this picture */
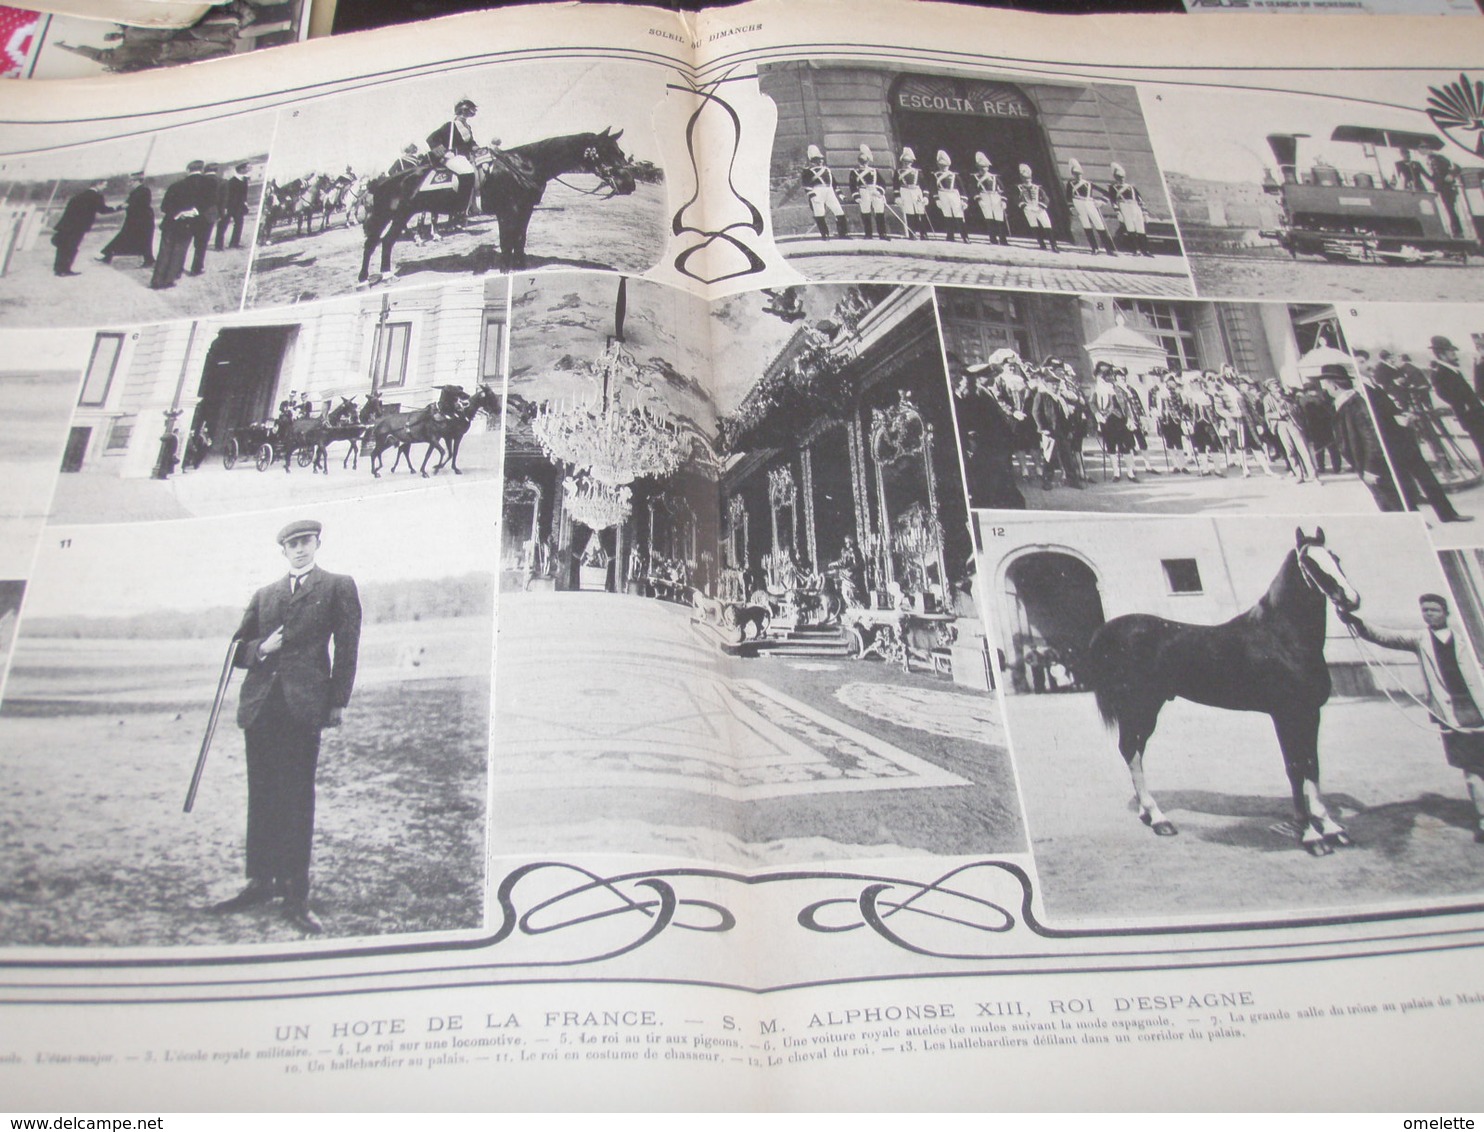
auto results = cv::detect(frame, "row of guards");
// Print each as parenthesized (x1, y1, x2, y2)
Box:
(800, 143, 1156, 255)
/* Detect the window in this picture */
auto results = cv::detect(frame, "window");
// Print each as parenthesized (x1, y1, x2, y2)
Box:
(938, 289, 1033, 368)
(371, 321, 412, 389)
(1162, 558, 1203, 594)
(79, 333, 124, 406)
(104, 417, 134, 451)
(1119, 301, 1201, 374)
(481, 315, 506, 383)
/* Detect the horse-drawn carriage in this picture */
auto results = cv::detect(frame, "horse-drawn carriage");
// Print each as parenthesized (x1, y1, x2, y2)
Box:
(221, 421, 288, 472)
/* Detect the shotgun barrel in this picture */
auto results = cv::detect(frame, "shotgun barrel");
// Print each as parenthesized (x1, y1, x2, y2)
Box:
(184, 637, 240, 814)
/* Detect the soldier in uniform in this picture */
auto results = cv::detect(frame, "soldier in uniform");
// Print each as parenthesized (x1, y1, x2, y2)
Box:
(388, 143, 423, 179)
(426, 98, 481, 223)
(1092, 362, 1137, 481)
(931, 150, 970, 243)
(210, 519, 361, 935)
(893, 147, 928, 240)
(801, 144, 847, 240)
(1066, 158, 1117, 255)
(848, 145, 889, 241)
(971, 152, 1009, 246)
(1016, 163, 1058, 252)
(1108, 162, 1154, 257)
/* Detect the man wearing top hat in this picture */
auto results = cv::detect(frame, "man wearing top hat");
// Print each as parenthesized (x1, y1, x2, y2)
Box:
(848, 145, 889, 241)
(211, 519, 361, 934)
(971, 152, 1008, 246)
(1429, 335, 1484, 469)
(801, 144, 847, 240)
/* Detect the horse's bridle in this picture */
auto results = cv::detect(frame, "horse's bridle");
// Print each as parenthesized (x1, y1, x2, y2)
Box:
(554, 145, 631, 199)
(1295, 543, 1356, 611)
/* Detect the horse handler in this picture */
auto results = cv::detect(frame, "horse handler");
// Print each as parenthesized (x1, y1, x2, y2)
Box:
(1339, 593, 1484, 844)
(210, 519, 362, 933)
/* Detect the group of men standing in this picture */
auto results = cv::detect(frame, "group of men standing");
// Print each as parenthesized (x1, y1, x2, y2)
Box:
(48, 160, 252, 286)
(800, 145, 1154, 254)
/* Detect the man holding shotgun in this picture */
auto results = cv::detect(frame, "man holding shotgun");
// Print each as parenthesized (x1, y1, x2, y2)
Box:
(208, 519, 361, 935)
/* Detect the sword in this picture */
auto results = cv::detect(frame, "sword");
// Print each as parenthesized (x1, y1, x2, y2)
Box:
(184, 637, 241, 813)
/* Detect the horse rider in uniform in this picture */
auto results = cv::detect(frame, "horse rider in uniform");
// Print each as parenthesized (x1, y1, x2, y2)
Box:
(893, 147, 928, 239)
(1066, 158, 1118, 255)
(210, 519, 362, 935)
(971, 151, 1009, 246)
(849, 145, 889, 240)
(426, 98, 481, 223)
(802, 144, 847, 240)
(1016, 163, 1058, 252)
(931, 150, 970, 243)
(1340, 593, 1484, 844)
(1108, 162, 1154, 256)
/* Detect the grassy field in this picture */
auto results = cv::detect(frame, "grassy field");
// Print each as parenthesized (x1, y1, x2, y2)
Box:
(0, 615, 490, 947)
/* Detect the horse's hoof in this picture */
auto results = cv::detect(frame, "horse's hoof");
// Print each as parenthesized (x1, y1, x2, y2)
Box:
(1140, 813, 1178, 836)
(1304, 838, 1333, 857)
(1326, 830, 1354, 848)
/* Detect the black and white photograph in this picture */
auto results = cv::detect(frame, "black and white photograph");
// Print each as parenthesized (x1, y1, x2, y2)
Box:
(0, 489, 495, 947)
(0, 329, 91, 575)
(25, 0, 309, 79)
(1339, 303, 1484, 548)
(983, 510, 1484, 924)
(758, 63, 1191, 297)
(245, 64, 667, 307)
(941, 289, 1381, 516)
(495, 275, 1022, 864)
(49, 278, 507, 524)
(0, 115, 273, 328)
(1151, 82, 1484, 303)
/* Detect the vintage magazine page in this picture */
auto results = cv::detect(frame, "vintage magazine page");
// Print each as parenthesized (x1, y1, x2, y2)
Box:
(3, 0, 1484, 1110)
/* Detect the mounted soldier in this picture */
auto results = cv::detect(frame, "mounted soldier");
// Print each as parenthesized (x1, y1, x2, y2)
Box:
(426, 97, 481, 224)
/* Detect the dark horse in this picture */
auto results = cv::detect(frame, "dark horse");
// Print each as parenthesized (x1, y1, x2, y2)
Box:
(368, 384, 499, 478)
(357, 128, 637, 284)
(1084, 527, 1361, 856)
(312, 397, 366, 472)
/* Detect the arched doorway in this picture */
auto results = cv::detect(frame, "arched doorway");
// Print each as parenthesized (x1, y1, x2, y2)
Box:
(1003, 550, 1104, 694)
(192, 326, 298, 451)
(891, 75, 1067, 241)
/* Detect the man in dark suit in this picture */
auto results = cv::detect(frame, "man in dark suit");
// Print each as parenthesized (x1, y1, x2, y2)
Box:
(1355, 350, 1471, 524)
(214, 162, 250, 251)
(187, 162, 221, 276)
(211, 519, 361, 934)
(151, 160, 205, 290)
(50, 180, 114, 276)
(1429, 335, 1484, 468)
(1320, 363, 1402, 512)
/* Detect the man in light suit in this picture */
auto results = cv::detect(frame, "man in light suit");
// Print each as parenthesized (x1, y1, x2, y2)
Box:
(211, 519, 361, 933)
(1340, 592, 1484, 843)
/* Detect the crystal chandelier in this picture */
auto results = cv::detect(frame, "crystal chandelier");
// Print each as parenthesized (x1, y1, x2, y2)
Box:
(563, 475, 632, 531)
(532, 342, 688, 487)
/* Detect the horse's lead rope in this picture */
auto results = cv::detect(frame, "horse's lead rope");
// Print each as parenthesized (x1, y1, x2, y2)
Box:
(1340, 621, 1484, 734)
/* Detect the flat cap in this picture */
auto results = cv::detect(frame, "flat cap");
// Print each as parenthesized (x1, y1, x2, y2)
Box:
(277, 519, 322, 544)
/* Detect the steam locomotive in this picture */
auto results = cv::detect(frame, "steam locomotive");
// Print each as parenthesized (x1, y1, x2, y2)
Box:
(1260, 125, 1482, 265)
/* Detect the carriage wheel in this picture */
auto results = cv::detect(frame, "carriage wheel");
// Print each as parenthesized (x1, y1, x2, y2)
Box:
(297, 447, 314, 468)
(222, 437, 239, 470)
(256, 443, 273, 472)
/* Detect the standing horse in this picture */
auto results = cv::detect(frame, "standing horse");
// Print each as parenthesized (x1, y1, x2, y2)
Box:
(1085, 527, 1361, 856)
(358, 128, 637, 284)
(425, 383, 501, 475)
(292, 174, 333, 237)
(312, 397, 366, 472)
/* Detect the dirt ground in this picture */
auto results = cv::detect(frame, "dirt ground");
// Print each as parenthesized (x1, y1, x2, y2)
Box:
(1007, 689, 1484, 926)
(0, 237, 251, 330)
(0, 615, 490, 948)
(1190, 249, 1484, 304)
(246, 181, 669, 309)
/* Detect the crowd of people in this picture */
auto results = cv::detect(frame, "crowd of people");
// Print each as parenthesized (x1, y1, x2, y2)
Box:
(50, 160, 253, 288)
(953, 348, 1380, 510)
(799, 145, 1156, 253)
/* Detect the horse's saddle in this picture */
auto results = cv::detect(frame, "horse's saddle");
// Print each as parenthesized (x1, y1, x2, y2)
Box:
(413, 168, 460, 197)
